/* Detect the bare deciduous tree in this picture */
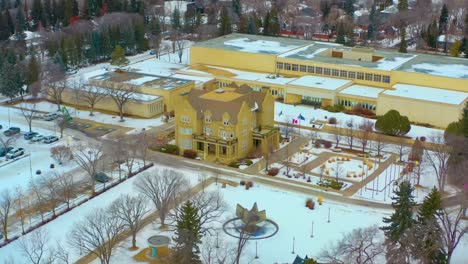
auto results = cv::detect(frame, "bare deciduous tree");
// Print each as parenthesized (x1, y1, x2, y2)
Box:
(55, 172, 79, 210)
(14, 186, 29, 234)
(438, 205, 468, 263)
(73, 143, 105, 194)
(17, 228, 57, 264)
(202, 235, 236, 264)
(69, 209, 124, 264)
(41, 62, 66, 111)
(0, 135, 17, 150)
(358, 120, 373, 153)
(38, 174, 61, 217)
(0, 190, 13, 241)
(345, 119, 356, 150)
(425, 134, 451, 193)
(189, 191, 226, 235)
(110, 194, 149, 249)
(373, 133, 387, 159)
(77, 83, 106, 116)
(333, 123, 343, 148)
(107, 84, 135, 122)
(319, 225, 384, 264)
(20, 103, 38, 133)
(134, 169, 188, 229)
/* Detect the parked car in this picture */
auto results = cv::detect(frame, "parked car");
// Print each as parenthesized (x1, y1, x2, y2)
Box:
(93, 172, 111, 183)
(6, 148, 25, 159)
(0, 147, 14, 157)
(43, 136, 59, 144)
(31, 134, 44, 142)
(43, 113, 59, 121)
(0, 124, 3, 129)
(3, 127, 20, 136)
(24, 131, 39, 140)
(149, 50, 156, 55)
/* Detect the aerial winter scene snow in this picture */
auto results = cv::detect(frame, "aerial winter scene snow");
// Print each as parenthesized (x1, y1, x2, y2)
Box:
(0, 0, 467, 263)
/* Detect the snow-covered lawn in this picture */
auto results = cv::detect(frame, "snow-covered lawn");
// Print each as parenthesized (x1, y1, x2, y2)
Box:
(275, 102, 444, 142)
(289, 150, 316, 165)
(239, 157, 262, 170)
(19, 101, 166, 133)
(100, 183, 391, 264)
(0, 164, 201, 263)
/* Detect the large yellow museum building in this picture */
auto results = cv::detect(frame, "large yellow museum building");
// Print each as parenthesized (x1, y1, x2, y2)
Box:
(181, 33, 468, 128)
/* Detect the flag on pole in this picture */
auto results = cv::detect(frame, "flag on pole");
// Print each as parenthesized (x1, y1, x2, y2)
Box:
(279, 110, 283, 116)
(298, 114, 305, 121)
(292, 119, 298, 124)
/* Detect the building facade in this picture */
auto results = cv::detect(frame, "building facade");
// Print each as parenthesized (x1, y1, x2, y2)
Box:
(185, 33, 468, 128)
(175, 84, 279, 163)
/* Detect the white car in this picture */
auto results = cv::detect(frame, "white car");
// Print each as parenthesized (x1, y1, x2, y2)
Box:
(43, 113, 59, 121)
(6, 148, 25, 159)
(31, 135, 44, 142)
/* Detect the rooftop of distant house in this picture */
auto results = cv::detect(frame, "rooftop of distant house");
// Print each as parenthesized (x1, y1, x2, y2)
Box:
(193, 33, 468, 79)
(90, 71, 192, 90)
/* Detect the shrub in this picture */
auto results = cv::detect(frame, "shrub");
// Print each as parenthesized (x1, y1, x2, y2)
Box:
(183, 149, 198, 159)
(246, 181, 254, 188)
(50, 145, 73, 165)
(268, 167, 279, 176)
(307, 176, 311, 182)
(420, 136, 426, 142)
(328, 117, 337, 125)
(324, 104, 345, 113)
(375, 110, 411, 136)
(243, 159, 253, 166)
(323, 141, 332, 149)
(306, 199, 315, 210)
(317, 179, 344, 190)
(228, 161, 240, 168)
(240, 180, 246, 186)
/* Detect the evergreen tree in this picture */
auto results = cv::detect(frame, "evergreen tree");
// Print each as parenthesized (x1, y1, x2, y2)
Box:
(413, 188, 446, 263)
(263, 11, 270, 36)
(110, 45, 129, 68)
(336, 22, 346, 44)
(72, 0, 79, 17)
(398, 0, 408, 12)
(238, 14, 248, 34)
(344, 0, 355, 16)
(0, 12, 9, 40)
(426, 19, 438, 49)
(172, 201, 202, 264)
(25, 55, 40, 86)
(439, 4, 448, 35)
(31, 0, 44, 30)
(367, 3, 377, 40)
(184, 7, 197, 34)
(232, 0, 241, 18)
(171, 8, 182, 31)
(381, 181, 416, 263)
(218, 5, 231, 36)
(439, 4, 449, 52)
(399, 28, 408, 53)
(63, 0, 73, 26)
(375, 109, 411, 136)
(269, 8, 280, 36)
(81, 0, 90, 19)
(134, 21, 148, 53)
(6, 10, 15, 35)
(15, 6, 27, 40)
(247, 14, 258, 35)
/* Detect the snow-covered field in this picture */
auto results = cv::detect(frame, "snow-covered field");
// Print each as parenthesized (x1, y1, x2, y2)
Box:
(274, 102, 445, 141)
(311, 156, 377, 182)
(20, 101, 166, 133)
(0, 165, 201, 263)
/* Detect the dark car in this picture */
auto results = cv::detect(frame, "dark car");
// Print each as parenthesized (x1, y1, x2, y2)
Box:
(3, 127, 20, 136)
(24, 132, 39, 140)
(0, 147, 14, 157)
(94, 172, 111, 183)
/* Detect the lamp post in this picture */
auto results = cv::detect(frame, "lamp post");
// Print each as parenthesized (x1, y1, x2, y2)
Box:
(327, 207, 331, 223)
(310, 221, 314, 238)
(291, 237, 295, 254)
(255, 241, 259, 259)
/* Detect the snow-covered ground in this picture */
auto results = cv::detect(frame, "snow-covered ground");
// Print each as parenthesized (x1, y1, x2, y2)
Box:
(311, 156, 377, 182)
(0, 165, 201, 263)
(19, 101, 166, 133)
(275, 102, 444, 141)
(99, 183, 390, 263)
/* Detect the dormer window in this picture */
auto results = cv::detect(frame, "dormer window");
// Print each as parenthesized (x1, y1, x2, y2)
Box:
(181, 115, 190, 123)
(205, 116, 212, 123)
(223, 119, 229, 126)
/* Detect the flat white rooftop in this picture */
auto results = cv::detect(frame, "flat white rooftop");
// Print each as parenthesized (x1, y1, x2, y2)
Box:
(384, 84, 468, 105)
(339, 85, 384, 99)
(287, 75, 352, 91)
(170, 74, 214, 84)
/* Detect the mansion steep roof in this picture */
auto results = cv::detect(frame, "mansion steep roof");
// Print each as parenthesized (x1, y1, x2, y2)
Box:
(186, 84, 266, 124)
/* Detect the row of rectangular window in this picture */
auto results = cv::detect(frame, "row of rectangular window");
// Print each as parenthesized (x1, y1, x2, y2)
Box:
(338, 99, 377, 110)
(276, 62, 391, 83)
